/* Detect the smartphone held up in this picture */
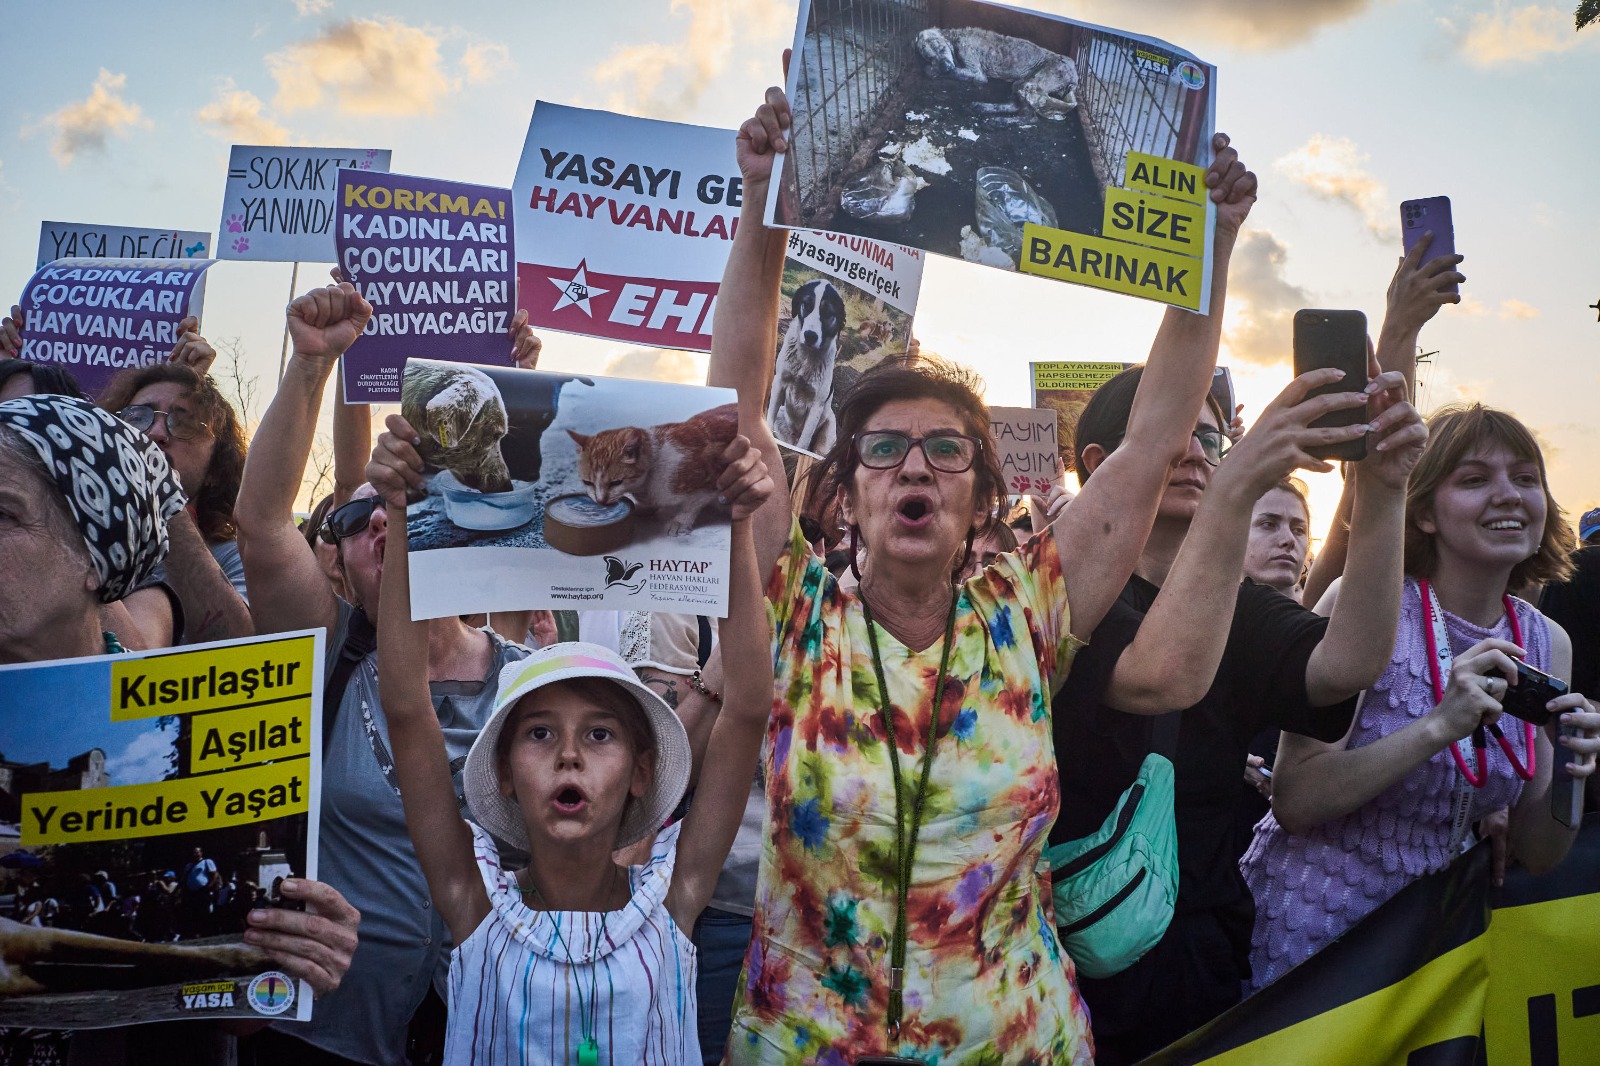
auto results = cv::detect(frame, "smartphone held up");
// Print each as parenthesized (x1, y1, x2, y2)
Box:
(1292, 309, 1369, 463)
(1400, 196, 1458, 293)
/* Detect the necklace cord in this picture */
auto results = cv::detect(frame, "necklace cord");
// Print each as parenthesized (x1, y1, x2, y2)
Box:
(861, 586, 960, 1042)
(520, 875, 610, 1053)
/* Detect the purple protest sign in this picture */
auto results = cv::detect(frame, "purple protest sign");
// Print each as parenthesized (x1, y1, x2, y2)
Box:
(336, 171, 516, 403)
(15, 258, 217, 398)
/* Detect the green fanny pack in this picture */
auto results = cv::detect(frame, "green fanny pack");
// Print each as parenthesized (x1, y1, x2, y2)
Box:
(1045, 713, 1179, 980)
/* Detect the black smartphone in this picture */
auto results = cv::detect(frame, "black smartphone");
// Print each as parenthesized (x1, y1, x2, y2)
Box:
(1552, 722, 1583, 829)
(1292, 309, 1368, 462)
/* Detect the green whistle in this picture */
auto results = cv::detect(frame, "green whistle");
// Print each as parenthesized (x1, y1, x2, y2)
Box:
(577, 1037, 599, 1066)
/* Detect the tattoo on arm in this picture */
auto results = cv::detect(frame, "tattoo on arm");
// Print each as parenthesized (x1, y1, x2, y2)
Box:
(642, 676, 681, 710)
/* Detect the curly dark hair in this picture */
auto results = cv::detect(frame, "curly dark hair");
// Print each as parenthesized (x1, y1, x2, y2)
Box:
(801, 354, 1005, 579)
(98, 364, 248, 543)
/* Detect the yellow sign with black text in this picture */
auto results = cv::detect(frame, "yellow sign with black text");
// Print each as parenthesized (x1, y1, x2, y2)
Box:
(22, 756, 311, 845)
(1101, 186, 1208, 258)
(110, 633, 315, 720)
(1021, 224, 1203, 311)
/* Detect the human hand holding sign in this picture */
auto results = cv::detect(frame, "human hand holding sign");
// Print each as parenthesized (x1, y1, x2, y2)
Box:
(367, 413, 428, 509)
(715, 434, 774, 521)
(244, 876, 360, 997)
(1205, 133, 1258, 243)
(735, 52, 793, 194)
(167, 316, 216, 376)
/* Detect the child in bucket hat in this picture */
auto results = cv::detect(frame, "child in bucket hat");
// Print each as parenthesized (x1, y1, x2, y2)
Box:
(375, 434, 775, 1066)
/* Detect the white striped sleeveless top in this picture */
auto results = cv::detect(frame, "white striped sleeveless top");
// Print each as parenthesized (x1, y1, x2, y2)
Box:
(445, 821, 697, 1065)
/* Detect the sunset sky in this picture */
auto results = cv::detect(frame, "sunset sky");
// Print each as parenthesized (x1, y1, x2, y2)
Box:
(2, 0, 1595, 536)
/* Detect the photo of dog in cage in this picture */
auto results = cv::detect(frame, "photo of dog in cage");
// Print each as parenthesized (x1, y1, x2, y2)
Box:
(773, 0, 1215, 272)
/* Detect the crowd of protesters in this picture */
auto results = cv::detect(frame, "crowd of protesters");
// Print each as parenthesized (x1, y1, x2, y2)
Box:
(0, 74, 1597, 1066)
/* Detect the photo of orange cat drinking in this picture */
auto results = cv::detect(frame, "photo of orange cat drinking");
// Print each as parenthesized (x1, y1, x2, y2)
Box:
(400, 357, 741, 620)
(567, 403, 738, 536)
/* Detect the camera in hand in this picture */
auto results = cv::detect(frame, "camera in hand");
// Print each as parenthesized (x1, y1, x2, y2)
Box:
(1496, 660, 1568, 726)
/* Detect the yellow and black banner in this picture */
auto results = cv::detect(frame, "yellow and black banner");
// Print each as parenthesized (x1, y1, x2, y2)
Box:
(1144, 824, 1600, 1064)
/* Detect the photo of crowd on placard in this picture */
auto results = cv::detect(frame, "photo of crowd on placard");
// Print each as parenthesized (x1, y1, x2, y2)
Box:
(775, 0, 1214, 270)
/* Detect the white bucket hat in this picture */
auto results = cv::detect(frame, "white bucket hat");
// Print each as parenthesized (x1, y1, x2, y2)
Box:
(464, 641, 692, 851)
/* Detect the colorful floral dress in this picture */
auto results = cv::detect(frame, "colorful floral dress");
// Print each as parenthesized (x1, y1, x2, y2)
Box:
(726, 521, 1094, 1065)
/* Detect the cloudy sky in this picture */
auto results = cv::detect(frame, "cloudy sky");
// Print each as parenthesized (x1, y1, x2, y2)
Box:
(2, 0, 1596, 537)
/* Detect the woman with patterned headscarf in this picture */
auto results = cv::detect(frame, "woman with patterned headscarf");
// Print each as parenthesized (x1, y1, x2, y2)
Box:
(0, 394, 362, 1064)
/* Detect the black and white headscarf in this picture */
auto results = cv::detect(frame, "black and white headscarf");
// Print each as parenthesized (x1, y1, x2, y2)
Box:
(0, 394, 186, 603)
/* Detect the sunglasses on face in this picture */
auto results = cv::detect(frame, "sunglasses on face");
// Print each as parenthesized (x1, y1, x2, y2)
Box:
(118, 404, 209, 441)
(854, 430, 981, 473)
(319, 496, 382, 544)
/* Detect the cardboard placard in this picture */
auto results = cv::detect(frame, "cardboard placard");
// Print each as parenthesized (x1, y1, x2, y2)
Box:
(1030, 360, 1133, 484)
(335, 171, 516, 403)
(15, 258, 218, 397)
(0, 631, 324, 1029)
(988, 405, 1060, 497)
(770, 231, 924, 456)
(218, 145, 392, 262)
(769, 0, 1217, 311)
(402, 358, 737, 618)
(37, 223, 211, 270)
(511, 103, 740, 352)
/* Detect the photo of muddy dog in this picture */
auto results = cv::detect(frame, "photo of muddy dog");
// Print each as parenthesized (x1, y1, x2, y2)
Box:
(774, 0, 1215, 269)
(769, 268, 912, 456)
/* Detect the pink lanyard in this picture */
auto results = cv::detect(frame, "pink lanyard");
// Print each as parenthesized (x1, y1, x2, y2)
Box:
(1419, 579, 1536, 787)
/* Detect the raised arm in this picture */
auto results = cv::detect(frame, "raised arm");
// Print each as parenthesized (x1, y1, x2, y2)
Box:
(1303, 365, 1426, 704)
(235, 284, 369, 636)
(161, 508, 255, 643)
(371, 444, 491, 942)
(1304, 244, 1462, 603)
(708, 78, 794, 581)
(1105, 369, 1368, 713)
(667, 434, 775, 929)
(1054, 136, 1257, 640)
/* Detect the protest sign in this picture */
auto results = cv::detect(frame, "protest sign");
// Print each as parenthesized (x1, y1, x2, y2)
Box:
(1152, 826, 1600, 1065)
(1210, 366, 1235, 424)
(770, 0, 1217, 311)
(15, 258, 218, 397)
(403, 358, 737, 618)
(770, 231, 924, 455)
(218, 145, 392, 262)
(988, 406, 1060, 497)
(1031, 360, 1132, 484)
(37, 223, 211, 270)
(0, 631, 324, 1029)
(335, 171, 516, 403)
(511, 102, 740, 352)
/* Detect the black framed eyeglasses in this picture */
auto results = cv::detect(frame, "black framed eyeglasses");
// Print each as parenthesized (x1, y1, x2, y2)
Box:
(1191, 427, 1231, 466)
(118, 405, 209, 441)
(319, 496, 382, 544)
(854, 431, 981, 473)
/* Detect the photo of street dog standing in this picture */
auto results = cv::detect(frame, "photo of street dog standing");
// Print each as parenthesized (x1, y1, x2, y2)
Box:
(770, 0, 1218, 310)
(401, 358, 740, 619)
(769, 230, 924, 456)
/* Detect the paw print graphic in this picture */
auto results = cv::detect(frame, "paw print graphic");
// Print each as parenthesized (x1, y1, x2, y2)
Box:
(1010, 475, 1030, 493)
(365, 149, 378, 158)
(231, 237, 251, 253)
(1033, 477, 1053, 494)
(359, 160, 372, 170)
(225, 213, 244, 234)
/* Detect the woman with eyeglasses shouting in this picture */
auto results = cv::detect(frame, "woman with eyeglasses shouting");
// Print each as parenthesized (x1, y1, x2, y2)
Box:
(701, 71, 1258, 1065)
(95, 343, 255, 648)
(1047, 350, 1423, 1061)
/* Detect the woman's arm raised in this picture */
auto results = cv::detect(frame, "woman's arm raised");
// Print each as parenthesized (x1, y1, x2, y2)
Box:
(707, 74, 794, 582)
(370, 432, 490, 942)
(1054, 136, 1257, 641)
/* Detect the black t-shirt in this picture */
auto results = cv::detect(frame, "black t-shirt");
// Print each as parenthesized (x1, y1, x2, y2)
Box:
(1540, 544, 1600, 701)
(1052, 574, 1359, 915)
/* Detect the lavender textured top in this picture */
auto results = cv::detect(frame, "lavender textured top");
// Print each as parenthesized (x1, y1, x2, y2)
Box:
(1240, 580, 1549, 991)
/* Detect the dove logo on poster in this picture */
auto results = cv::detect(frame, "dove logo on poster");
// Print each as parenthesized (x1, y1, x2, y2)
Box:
(512, 102, 741, 353)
